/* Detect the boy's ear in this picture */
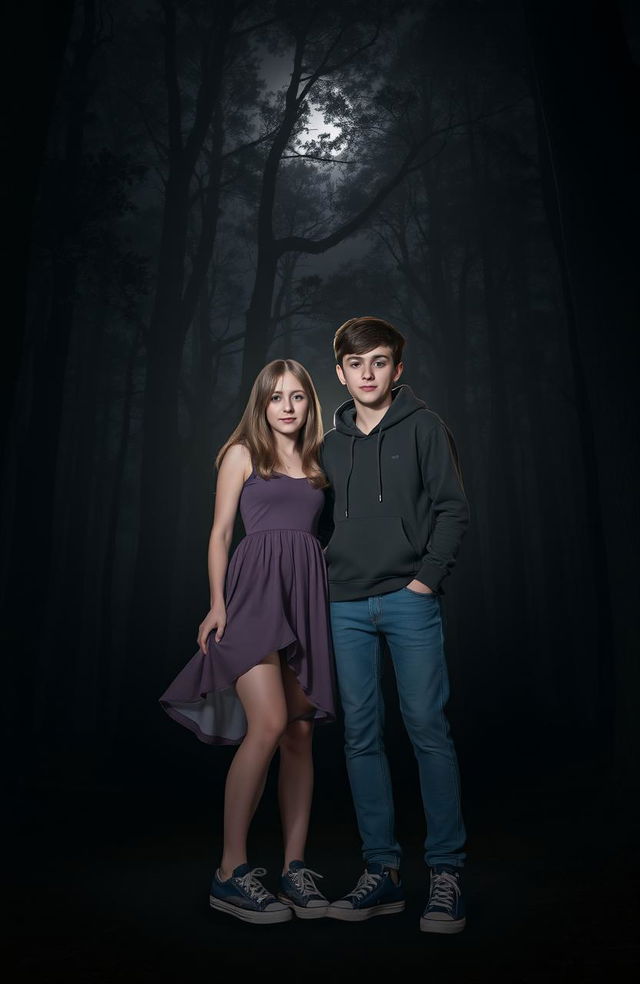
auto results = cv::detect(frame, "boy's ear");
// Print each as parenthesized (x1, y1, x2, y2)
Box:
(336, 363, 347, 386)
(393, 361, 404, 382)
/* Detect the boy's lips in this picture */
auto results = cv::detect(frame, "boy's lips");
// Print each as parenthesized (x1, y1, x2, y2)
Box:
(360, 385, 377, 391)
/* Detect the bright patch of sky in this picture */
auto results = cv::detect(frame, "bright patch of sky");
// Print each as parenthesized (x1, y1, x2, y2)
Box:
(259, 51, 345, 153)
(257, 49, 367, 272)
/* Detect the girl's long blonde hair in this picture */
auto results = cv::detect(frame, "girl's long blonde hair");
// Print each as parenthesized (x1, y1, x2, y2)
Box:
(216, 359, 328, 488)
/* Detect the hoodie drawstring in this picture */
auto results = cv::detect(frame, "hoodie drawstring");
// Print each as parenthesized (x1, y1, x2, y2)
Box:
(344, 437, 355, 517)
(333, 385, 425, 518)
(345, 431, 383, 516)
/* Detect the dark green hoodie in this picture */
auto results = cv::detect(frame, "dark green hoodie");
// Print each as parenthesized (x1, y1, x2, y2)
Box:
(319, 384, 469, 601)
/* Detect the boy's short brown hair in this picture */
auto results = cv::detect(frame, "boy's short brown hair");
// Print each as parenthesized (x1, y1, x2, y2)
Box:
(333, 316, 406, 366)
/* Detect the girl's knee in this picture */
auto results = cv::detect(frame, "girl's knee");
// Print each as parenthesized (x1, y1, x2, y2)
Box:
(279, 718, 313, 753)
(248, 713, 288, 748)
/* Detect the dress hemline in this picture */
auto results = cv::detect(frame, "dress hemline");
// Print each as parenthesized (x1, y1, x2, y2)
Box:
(159, 631, 335, 746)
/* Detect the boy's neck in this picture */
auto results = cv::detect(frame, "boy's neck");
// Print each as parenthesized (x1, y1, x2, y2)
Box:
(353, 394, 394, 436)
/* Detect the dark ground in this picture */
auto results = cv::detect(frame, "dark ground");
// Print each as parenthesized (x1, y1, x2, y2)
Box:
(7, 713, 640, 984)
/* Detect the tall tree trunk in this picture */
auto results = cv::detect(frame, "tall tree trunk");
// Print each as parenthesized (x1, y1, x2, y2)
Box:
(98, 324, 143, 741)
(243, 252, 279, 394)
(466, 102, 529, 716)
(175, 277, 221, 669)
(125, 2, 233, 738)
(525, 0, 640, 780)
(240, 29, 305, 399)
(3, 0, 75, 467)
(417, 72, 453, 417)
(32, 292, 110, 740)
(1, 0, 98, 769)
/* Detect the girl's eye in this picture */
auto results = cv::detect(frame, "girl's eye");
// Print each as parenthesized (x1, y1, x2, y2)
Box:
(271, 394, 281, 401)
(293, 393, 305, 401)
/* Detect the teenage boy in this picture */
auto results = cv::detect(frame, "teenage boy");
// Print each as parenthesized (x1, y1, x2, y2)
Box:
(319, 316, 469, 934)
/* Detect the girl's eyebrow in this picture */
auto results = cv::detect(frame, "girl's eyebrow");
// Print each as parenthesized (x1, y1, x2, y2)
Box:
(271, 388, 306, 395)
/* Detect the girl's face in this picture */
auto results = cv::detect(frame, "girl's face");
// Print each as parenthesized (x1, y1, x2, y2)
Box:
(265, 371, 310, 438)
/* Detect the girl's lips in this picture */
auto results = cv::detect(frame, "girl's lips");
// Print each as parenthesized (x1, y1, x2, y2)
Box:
(280, 417, 296, 422)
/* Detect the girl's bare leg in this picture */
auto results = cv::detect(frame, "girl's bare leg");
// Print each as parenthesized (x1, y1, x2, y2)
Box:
(277, 655, 316, 871)
(219, 652, 287, 880)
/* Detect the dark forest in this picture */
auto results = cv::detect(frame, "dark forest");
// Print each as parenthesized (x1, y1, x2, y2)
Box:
(5, 1, 640, 980)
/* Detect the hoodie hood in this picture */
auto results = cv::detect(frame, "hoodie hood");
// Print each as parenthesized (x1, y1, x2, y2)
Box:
(332, 385, 426, 514)
(333, 384, 426, 436)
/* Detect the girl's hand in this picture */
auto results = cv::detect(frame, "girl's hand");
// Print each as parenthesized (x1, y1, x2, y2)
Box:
(198, 605, 227, 653)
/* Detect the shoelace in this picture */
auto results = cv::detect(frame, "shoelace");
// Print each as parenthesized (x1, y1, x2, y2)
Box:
(347, 870, 381, 901)
(236, 867, 272, 903)
(428, 871, 460, 912)
(289, 866, 324, 897)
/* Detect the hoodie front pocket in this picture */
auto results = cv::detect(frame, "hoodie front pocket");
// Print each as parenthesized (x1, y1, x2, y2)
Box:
(325, 515, 418, 582)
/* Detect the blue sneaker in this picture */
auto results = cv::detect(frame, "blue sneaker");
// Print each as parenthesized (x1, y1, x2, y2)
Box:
(420, 866, 466, 934)
(209, 863, 292, 924)
(327, 862, 406, 921)
(277, 860, 329, 918)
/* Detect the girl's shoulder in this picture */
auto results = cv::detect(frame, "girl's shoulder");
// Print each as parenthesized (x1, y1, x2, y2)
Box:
(220, 442, 253, 481)
(224, 441, 251, 460)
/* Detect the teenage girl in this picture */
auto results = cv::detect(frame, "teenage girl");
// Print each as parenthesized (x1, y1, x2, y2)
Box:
(160, 359, 336, 923)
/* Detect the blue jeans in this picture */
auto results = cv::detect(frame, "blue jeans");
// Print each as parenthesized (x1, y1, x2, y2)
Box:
(330, 587, 466, 870)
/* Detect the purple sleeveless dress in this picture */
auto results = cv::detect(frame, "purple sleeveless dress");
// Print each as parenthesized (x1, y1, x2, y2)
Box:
(159, 471, 336, 744)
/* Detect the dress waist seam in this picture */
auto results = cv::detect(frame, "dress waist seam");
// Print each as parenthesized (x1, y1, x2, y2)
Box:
(243, 528, 319, 538)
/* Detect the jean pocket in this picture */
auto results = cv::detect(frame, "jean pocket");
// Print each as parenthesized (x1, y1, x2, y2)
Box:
(402, 586, 437, 598)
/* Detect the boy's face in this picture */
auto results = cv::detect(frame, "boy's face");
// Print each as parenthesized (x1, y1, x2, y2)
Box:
(336, 345, 403, 409)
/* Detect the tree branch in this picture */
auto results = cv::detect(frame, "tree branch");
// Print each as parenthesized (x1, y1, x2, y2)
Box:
(232, 15, 279, 39)
(183, 6, 234, 174)
(222, 126, 280, 160)
(162, 0, 182, 156)
(296, 23, 381, 104)
(282, 151, 357, 164)
(297, 25, 348, 103)
(275, 98, 529, 257)
(273, 299, 314, 323)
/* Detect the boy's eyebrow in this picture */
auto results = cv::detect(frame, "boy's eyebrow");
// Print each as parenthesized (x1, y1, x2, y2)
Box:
(346, 352, 390, 360)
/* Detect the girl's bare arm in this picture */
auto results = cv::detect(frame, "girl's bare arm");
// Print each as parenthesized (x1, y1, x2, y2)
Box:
(198, 444, 251, 651)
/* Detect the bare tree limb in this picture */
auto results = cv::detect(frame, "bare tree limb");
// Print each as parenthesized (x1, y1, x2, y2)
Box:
(162, 0, 182, 156)
(232, 15, 279, 39)
(282, 151, 358, 164)
(222, 127, 279, 160)
(276, 98, 529, 257)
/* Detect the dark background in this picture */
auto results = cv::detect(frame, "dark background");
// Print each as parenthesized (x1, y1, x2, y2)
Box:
(4, 1, 639, 980)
